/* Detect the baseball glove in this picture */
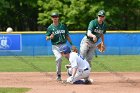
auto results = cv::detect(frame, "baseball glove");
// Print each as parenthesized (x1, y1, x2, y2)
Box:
(71, 46, 78, 53)
(96, 43, 105, 52)
(65, 64, 71, 69)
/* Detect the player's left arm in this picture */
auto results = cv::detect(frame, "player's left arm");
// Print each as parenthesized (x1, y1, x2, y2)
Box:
(66, 35, 73, 45)
(66, 57, 78, 83)
(64, 24, 73, 45)
(100, 29, 106, 51)
(65, 25, 78, 52)
(70, 57, 78, 77)
(71, 67, 77, 77)
(66, 35, 78, 53)
(67, 67, 77, 83)
(96, 34, 105, 52)
(101, 22, 107, 45)
(100, 34, 105, 45)
(66, 67, 78, 83)
(97, 23, 106, 52)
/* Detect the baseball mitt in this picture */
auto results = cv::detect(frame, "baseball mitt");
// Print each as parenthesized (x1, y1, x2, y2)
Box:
(65, 64, 71, 69)
(96, 43, 105, 52)
(71, 46, 78, 53)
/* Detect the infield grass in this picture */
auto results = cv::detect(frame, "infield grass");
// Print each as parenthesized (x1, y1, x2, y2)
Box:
(0, 87, 30, 93)
(0, 55, 140, 72)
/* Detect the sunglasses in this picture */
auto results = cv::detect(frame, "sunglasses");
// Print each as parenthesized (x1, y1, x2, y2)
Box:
(98, 15, 105, 17)
(52, 16, 59, 18)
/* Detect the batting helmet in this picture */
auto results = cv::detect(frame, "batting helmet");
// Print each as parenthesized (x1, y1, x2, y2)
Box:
(59, 45, 71, 54)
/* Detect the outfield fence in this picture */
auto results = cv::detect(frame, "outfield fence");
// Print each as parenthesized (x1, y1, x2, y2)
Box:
(0, 31, 140, 56)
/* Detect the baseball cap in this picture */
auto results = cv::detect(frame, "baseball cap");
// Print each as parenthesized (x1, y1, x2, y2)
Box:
(98, 10, 105, 16)
(51, 12, 59, 17)
(59, 45, 71, 54)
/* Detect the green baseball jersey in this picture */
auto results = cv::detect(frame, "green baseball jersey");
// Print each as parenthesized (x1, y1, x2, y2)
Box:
(86, 19, 106, 42)
(46, 23, 69, 45)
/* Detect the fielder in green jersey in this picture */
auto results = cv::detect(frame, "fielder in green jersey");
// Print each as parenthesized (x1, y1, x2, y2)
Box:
(80, 10, 107, 66)
(46, 12, 73, 81)
(46, 22, 69, 45)
(87, 18, 106, 42)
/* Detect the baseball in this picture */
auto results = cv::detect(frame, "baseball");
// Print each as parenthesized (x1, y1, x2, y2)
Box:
(6, 27, 13, 33)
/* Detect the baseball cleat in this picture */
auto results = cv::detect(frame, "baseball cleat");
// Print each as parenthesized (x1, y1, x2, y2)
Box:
(56, 76, 62, 81)
(84, 79, 93, 84)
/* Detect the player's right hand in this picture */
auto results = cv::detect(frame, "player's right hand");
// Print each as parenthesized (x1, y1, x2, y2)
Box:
(67, 76, 74, 83)
(50, 34, 54, 39)
(92, 35, 97, 43)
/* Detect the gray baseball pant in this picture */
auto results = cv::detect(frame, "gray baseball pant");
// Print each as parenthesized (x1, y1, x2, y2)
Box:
(52, 44, 66, 76)
(80, 36, 96, 66)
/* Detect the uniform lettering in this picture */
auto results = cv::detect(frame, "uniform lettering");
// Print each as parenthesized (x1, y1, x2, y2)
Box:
(94, 29, 103, 34)
(54, 30, 65, 35)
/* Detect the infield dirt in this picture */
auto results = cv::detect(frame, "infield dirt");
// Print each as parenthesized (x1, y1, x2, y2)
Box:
(0, 72, 140, 93)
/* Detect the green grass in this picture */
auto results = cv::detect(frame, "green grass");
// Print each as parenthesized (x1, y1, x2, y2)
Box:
(92, 55, 140, 72)
(0, 87, 30, 93)
(0, 55, 140, 72)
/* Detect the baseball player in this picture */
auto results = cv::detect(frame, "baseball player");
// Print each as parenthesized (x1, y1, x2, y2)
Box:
(80, 10, 107, 66)
(46, 12, 73, 81)
(60, 45, 92, 84)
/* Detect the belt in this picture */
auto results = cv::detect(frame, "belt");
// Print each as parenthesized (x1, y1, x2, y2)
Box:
(84, 68, 89, 71)
(86, 36, 96, 44)
(53, 42, 65, 45)
(78, 68, 89, 72)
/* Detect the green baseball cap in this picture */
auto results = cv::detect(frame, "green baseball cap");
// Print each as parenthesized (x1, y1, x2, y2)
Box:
(51, 12, 59, 17)
(98, 10, 105, 16)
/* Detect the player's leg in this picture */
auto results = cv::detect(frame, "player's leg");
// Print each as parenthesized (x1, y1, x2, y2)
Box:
(80, 68, 93, 84)
(66, 68, 92, 84)
(94, 49, 98, 57)
(67, 68, 72, 76)
(83, 70, 93, 84)
(66, 71, 83, 84)
(80, 36, 90, 59)
(86, 45, 96, 67)
(72, 69, 90, 83)
(52, 45, 62, 81)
